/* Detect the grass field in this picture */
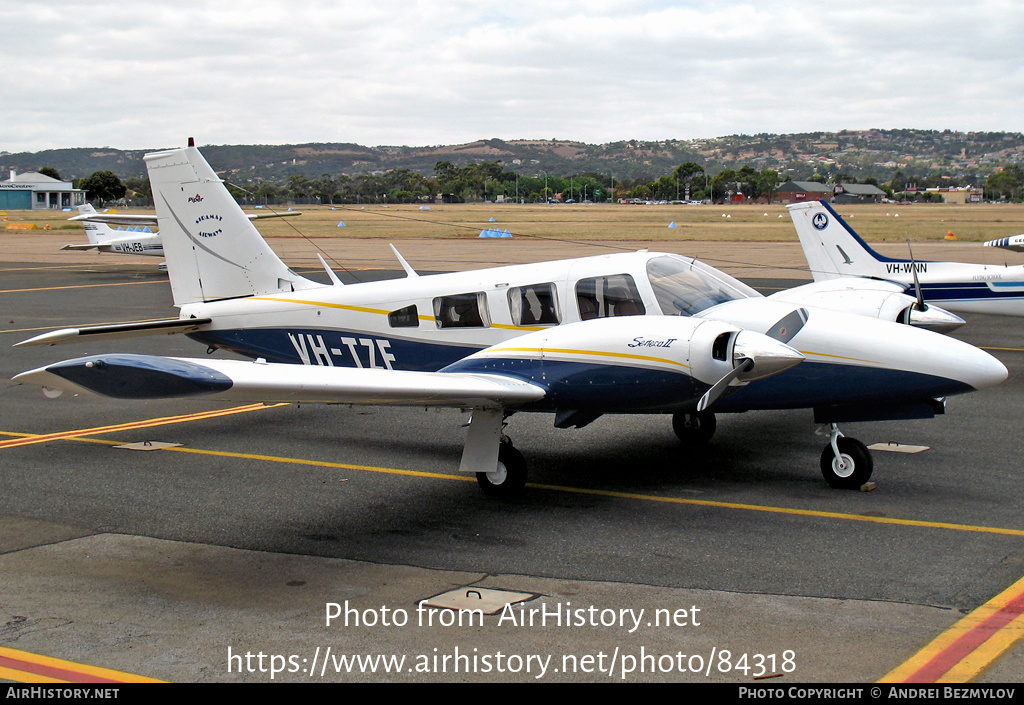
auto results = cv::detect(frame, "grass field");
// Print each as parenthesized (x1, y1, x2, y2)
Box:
(6, 202, 1024, 244)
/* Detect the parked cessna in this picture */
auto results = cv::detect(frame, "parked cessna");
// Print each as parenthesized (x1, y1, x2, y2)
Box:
(14, 143, 1007, 496)
(790, 199, 1024, 317)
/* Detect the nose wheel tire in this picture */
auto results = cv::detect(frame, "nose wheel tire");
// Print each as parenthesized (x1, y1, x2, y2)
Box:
(476, 442, 527, 497)
(820, 437, 873, 489)
(672, 411, 716, 445)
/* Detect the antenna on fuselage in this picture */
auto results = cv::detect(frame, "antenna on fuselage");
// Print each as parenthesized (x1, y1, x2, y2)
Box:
(390, 244, 420, 278)
(317, 253, 344, 286)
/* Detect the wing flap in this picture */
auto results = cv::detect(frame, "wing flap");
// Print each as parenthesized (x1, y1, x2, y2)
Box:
(15, 318, 212, 347)
(13, 354, 547, 408)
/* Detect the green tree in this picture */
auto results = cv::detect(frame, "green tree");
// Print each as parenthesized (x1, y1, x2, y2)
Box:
(985, 165, 1024, 200)
(39, 166, 62, 181)
(78, 171, 127, 204)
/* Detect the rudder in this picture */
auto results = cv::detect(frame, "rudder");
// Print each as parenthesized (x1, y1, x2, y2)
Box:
(145, 142, 316, 305)
(787, 200, 890, 281)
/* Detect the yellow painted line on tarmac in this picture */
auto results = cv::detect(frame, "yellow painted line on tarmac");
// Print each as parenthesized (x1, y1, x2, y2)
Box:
(0, 645, 163, 683)
(166, 445, 477, 483)
(0, 280, 162, 294)
(981, 346, 1024, 353)
(126, 444, 1024, 538)
(0, 404, 286, 450)
(0, 263, 139, 273)
(880, 573, 1024, 683)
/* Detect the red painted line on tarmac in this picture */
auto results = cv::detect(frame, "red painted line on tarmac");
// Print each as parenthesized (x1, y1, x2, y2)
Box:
(0, 653, 120, 683)
(0, 646, 163, 683)
(904, 592, 1024, 682)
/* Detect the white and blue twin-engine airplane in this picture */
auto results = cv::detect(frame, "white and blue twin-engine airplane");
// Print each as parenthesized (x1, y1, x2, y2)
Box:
(789, 199, 1024, 317)
(13, 143, 1007, 495)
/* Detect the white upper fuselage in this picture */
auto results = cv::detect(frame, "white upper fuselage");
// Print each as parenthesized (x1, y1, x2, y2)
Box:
(174, 249, 1004, 412)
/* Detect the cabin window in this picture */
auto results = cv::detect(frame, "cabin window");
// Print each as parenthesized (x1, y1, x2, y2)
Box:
(388, 304, 419, 328)
(433, 292, 490, 328)
(575, 274, 646, 320)
(508, 283, 560, 326)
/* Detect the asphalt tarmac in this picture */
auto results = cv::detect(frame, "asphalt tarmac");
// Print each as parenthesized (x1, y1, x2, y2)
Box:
(0, 241, 1021, 684)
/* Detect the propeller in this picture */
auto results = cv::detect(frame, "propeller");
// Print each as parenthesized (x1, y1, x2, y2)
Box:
(697, 317, 806, 412)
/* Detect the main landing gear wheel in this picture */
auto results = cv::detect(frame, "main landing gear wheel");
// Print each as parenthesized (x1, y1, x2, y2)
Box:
(820, 436, 873, 489)
(476, 441, 527, 498)
(672, 411, 717, 445)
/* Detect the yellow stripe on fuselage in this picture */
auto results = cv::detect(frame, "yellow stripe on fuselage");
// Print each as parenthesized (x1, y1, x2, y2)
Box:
(488, 346, 691, 369)
(247, 296, 545, 332)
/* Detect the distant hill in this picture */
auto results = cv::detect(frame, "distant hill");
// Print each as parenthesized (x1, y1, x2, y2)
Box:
(3, 130, 1022, 185)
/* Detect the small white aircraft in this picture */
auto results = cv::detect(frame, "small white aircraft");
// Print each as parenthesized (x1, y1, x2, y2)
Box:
(63, 204, 164, 257)
(789, 200, 1024, 317)
(64, 203, 300, 263)
(13, 143, 1007, 495)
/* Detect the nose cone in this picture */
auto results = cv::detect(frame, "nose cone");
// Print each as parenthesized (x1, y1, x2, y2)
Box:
(906, 304, 965, 333)
(733, 330, 805, 381)
(961, 347, 1008, 391)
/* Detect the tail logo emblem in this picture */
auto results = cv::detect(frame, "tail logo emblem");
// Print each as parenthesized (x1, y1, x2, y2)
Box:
(188, 194, 204, 203)
(811, 213, 828, 230)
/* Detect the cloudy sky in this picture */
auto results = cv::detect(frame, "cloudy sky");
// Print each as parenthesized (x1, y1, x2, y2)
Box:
(2, 0, 1022, 153)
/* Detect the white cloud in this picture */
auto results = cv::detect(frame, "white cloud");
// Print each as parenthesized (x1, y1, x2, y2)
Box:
(1, 0, 1022, 152)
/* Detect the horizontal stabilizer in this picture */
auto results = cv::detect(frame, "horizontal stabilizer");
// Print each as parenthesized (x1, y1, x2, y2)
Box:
(60, 243, 101, 251)
(984, 235, 1024, 253)
(15, 318, 212, 347)
(14, 354, 547, 408)
(68, 211, 300, 227)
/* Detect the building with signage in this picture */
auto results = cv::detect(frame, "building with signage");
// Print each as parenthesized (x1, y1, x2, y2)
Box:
(0, 171, 86, 210)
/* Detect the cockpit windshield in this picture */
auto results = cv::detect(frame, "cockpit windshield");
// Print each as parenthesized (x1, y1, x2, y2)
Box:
(646, 255, 759, 316)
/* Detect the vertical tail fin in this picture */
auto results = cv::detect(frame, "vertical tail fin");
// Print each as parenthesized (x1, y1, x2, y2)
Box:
(76, 203, 113, 245)
(145, 143, 317, 305)
(787, 200, 892, 281)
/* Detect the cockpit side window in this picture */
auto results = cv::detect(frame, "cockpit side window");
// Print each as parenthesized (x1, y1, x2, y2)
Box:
(433, 292, 490, 328)
(646, 255, 752, 316)
(575, 274, 646, 319)
(508, 283, 560, 326)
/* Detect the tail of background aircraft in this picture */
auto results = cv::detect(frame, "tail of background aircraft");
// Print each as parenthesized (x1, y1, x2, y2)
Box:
(145, 140, 318, 305)
(787, 200, 895, 282)
(76, 203, 111, 245)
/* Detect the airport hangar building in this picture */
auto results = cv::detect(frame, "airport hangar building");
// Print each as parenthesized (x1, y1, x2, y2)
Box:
(0, 170, 86, 210)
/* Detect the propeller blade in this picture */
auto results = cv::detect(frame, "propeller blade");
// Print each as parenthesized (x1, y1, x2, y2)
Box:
(764, 308, 808, 344)
(697, 358, 754, 412)
(906, 236, 926, 311)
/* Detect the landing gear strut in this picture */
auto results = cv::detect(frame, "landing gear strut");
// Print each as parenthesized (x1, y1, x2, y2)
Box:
(820, 423, 873, 489)
(476, 439, 527, 497)
(672, 411, 716, 445)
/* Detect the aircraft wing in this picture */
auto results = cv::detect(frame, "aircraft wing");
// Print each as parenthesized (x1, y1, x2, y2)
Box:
(14, 318, 212, 347)
(984, 235, 1024, 253)
(13, 354, 546, 409)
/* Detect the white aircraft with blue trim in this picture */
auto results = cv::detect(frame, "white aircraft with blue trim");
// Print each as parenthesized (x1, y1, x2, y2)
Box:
(789, 199, 1024, 317)
(13, 142, 1007, 495)
(63, 203, 299, 263)
(63, 203, 164, 258)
